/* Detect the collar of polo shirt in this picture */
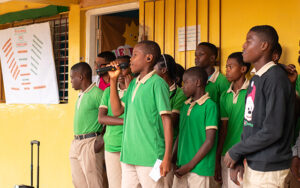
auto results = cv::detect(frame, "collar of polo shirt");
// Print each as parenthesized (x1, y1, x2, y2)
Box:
(135, 70, 156, 85)
(227, 79, 249, 104)
(169, 83, 176, 91)
(251, 61, 276, 77)
(77, 82, 96, 109)
(208, 66, 220, 83)
(185, 93, 210, 116)
(132, 70, 156, 102)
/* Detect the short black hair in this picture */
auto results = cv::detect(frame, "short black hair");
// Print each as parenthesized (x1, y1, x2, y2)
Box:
(137, 40, 161, 64)
(197, 42, 218, 59)
(117, 55, 130, 61)
(97, 51, 116, 63)
(175, 63, 185, 87)
(71, 62, 92, 80)
(273, 42, 282, 58)
(228, 52, 251, 73)
(156, 54, 177, 82)
(184, 66, 208, 88)
(250, 25, 279, 52)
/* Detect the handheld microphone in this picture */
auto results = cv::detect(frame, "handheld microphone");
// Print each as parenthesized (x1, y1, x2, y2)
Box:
(96, 62, 129, 75)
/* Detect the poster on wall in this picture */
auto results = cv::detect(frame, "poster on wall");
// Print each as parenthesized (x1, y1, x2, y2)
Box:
(178, 25, 201, 51)
(0, 22, 59, 104)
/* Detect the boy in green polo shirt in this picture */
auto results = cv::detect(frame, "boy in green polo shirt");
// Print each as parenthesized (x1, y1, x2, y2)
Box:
(108, 41, 173, 188)
(195, 42, 230, 106)
(154, 54, 187, 187)
(69, 62, 106, 188)
(214, 52, 251, 188)
(173, 67, 218, 188)
(98, 56, 131, 188)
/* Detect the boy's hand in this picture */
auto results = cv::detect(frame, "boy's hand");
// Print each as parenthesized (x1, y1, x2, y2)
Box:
(224, 152, 236, 168)
(214, 159, 222, 184)
(291, 157, 300, 181)
(285, 64, 298, 84)
(174, 163, 193, 178)
(230, 165, 244, 186)
(94, 136, 104, 153)
(107, 61, 121, 82)
(160, 158, 171, 177)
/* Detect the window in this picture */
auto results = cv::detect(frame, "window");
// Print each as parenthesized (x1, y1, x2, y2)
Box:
(0, 14, 69, 103)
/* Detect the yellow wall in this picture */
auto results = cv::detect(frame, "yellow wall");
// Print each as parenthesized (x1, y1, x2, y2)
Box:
(0, 2, 81, 188)
(141, 0, 300, 73)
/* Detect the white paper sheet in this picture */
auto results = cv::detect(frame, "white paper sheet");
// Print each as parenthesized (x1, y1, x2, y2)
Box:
(0, 22, 59, 104)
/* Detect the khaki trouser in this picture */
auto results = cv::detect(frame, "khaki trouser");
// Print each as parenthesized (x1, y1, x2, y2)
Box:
(163, 164, 175, 188)
(173, 172, 210, 188)
(105, 151, 122, 188)
(284, 170, 300, 188)
(121, 162, 164, 188)
(243, 165, 289, 188)
(69, 136, 106, 188)
(220, 157, 242, 188)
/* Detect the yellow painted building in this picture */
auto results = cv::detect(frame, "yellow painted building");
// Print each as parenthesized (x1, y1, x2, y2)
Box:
(0, 0, 299, 187)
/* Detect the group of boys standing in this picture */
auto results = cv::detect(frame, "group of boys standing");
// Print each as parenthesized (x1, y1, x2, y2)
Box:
(69, 25, 300, 188)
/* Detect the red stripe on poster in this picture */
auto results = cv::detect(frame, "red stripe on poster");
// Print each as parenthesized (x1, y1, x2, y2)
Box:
(20, 73, 30, 76)
(15, 69, 20, 80)
(5, 47, 12, 57)
(2, 38, 11, 50)
(17, 50, 27, 53)
(33, 85, 46, 89)
(11, 62, 16, 73)
(7, 52, 14, 64)
(9, 60, 15, 69)
(11, 87, 19, 90)
(4, 43, 11, 53)
(12, 66, 18, 79)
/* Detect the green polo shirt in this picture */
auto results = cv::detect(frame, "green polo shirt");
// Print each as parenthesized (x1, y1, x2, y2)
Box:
(169, 84, 187, 143)
(177, 93, 218, 176)
(120, 70, 171, 166)
(205, 68, 230, 107)
(74, 83, 103, 135)
(100, 86, 125, 152)
(220, 80, 249, 156)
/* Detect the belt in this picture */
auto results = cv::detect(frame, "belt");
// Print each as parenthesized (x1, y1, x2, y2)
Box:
(74, 132, 100, 140)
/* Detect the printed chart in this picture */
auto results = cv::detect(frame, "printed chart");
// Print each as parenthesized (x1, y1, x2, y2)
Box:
(0, 22, 59, 104)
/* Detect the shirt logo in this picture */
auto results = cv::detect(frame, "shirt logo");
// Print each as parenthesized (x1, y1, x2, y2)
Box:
(244, 83, 256, 122)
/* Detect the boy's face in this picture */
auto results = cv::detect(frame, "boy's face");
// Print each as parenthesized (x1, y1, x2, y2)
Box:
(116, 58, 131, 83)
(242, 31, 263, 63)
(95, 57, 109, 76)
(95, 57, 108, 70)
(70, 70, 82, 90)
(182, 73, 197, 98)
(130, 44, 148, 73)
(226, 58, 243, 82)
(195, 45, 213, 68)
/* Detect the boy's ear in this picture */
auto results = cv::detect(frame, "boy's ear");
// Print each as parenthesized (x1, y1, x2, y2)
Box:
(241, 66, 247, 74)
(146, 54, 154, 63)
(196, 79, 202, 87)
(261, 41, 269, 51)
(209, 55, 216, 64)
(79, 74, 83, 81)
(161, 67, 167, 74)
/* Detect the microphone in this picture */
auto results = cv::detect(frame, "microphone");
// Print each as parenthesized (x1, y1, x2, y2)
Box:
(96, 62, 129, 75)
